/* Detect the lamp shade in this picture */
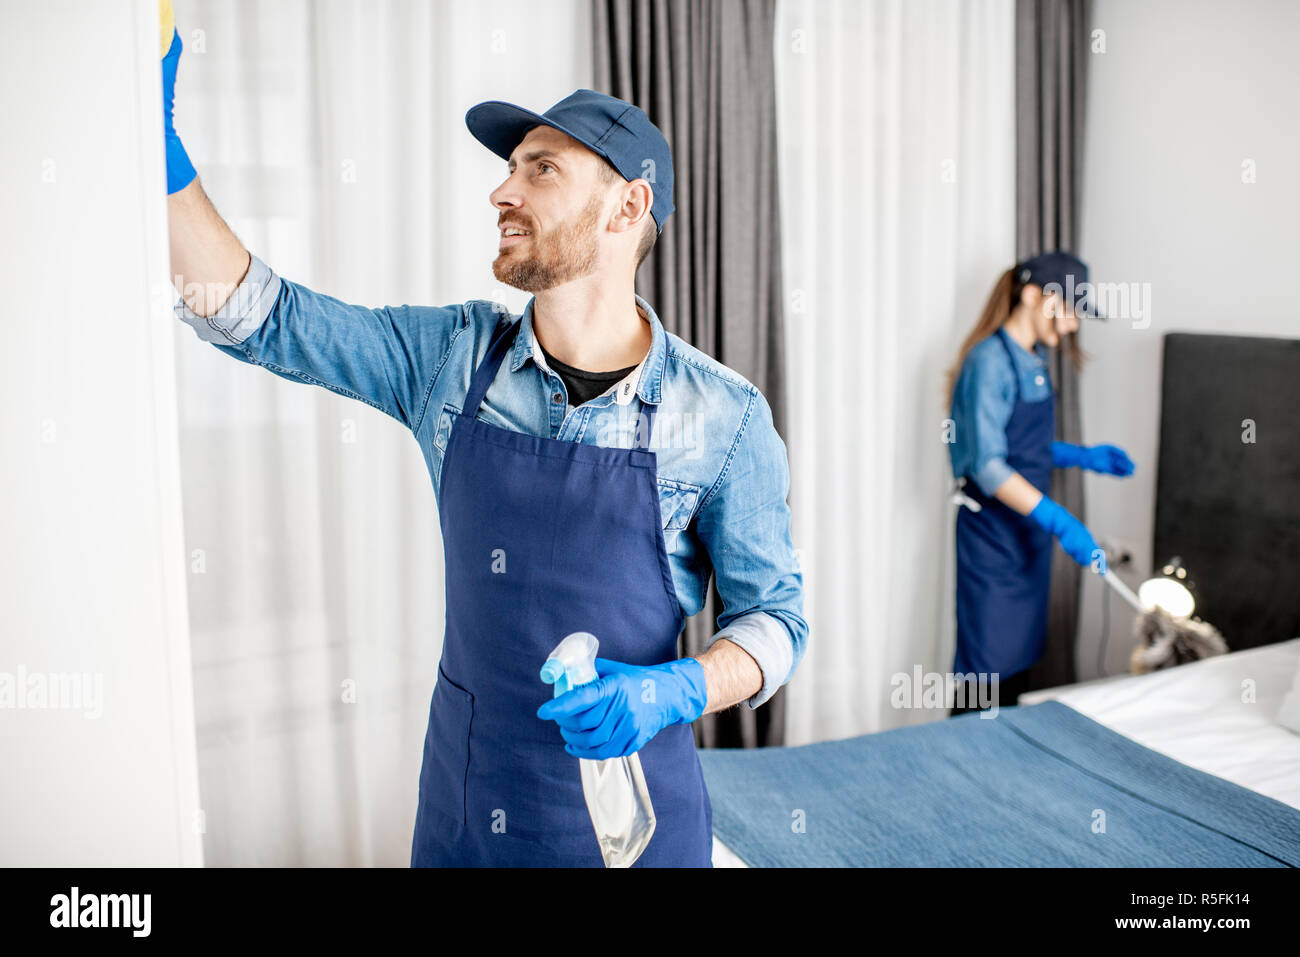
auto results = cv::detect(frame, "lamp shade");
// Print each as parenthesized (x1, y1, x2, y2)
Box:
(1138, 576, 1196, 618)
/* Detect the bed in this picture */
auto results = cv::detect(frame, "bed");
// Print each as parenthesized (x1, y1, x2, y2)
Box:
(701, 333, 1300, 867)
(703, 639, 1300, 867)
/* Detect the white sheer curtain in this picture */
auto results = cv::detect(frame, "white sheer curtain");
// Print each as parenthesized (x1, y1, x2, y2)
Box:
(173, 0, 590, 866)
(775, 0, 1016, 745)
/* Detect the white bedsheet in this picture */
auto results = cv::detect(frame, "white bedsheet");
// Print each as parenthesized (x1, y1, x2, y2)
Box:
(711, 639, 1300, 866)
(1019, 638, 1300, 811)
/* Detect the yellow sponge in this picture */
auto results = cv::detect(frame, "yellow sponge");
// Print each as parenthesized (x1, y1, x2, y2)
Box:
(159, 0, 175, 57)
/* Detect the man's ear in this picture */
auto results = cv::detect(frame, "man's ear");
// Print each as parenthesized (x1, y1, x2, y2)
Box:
(612, 178, 654, 236)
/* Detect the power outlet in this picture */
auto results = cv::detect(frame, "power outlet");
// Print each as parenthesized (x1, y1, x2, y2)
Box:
(1098, 537, 1136, 570)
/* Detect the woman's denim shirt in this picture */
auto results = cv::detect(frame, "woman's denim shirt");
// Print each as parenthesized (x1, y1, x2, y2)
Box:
(948, 329, 1052, 496)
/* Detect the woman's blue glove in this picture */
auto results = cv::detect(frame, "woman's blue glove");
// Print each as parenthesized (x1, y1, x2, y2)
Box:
(1051, 441, 1135, 476)
(537, 657, 708, 759)
(1028, 495, 1108, 573)
(161, 27, 197, 194)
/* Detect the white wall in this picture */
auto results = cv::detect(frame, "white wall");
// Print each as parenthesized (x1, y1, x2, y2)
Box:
(0, 1, 202, 864)
(1076, 0, 1300, 678)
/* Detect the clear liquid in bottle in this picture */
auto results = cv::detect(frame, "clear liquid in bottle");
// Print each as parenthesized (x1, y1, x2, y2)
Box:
(580, 751, 656, 868)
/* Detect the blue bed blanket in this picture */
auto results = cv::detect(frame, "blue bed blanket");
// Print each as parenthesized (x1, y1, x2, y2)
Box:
(698, 700, 1300, 867)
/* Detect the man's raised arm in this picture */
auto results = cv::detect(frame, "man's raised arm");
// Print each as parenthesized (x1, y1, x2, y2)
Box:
(168, 178, 251, 319)
(161, 26, 248, 317)
(158, 26, 474, 436)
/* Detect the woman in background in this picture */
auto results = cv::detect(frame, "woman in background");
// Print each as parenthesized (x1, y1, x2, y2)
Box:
(945, 252, 1134, 715)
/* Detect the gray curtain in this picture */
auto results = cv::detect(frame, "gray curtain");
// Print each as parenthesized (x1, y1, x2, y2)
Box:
(1015, 0, 1091, 691)
(592, 0, 788, 747)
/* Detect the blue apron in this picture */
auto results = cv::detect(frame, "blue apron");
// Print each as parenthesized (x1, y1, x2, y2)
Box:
(411, 318, 714, 867)
(954, 329, 1055, 679)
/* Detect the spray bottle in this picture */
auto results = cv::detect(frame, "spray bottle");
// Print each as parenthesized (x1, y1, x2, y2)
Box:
(541, 632, 656, 867)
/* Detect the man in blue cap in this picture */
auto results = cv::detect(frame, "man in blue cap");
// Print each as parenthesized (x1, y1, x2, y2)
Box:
(466, 89, 674, 295)
(164, 19, 807, 869)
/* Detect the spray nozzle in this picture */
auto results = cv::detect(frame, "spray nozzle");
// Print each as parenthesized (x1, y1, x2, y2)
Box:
(539, 659, 566, 685)
(540, 632, 600, 698)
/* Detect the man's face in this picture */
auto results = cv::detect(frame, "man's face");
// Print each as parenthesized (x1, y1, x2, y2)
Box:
(490, 125, 608, 292)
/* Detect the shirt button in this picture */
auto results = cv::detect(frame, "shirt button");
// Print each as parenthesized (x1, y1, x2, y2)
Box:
(552, 393, 564, 404)
(1034, 375, 1045, 386)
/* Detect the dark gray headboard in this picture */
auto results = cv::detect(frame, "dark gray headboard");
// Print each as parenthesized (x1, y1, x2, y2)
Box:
(1154, 333, 1300, 650)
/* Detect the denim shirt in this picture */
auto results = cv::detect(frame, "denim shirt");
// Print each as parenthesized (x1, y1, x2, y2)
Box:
(948, 328, 1052, 496)
(175, 254, 807, 708)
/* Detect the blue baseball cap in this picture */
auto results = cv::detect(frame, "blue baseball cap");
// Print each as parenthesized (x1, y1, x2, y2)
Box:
(465, 89, 675, 233)
(1015, 250, 1106, 319)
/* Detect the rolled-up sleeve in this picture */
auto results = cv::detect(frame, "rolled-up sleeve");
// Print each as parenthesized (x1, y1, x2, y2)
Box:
(708, 611, 797, 710)
(174, 253, 466, 434)
(173, 253, 282, 346)
(973, 456, 1014, 498)
(951, 344, 1017, 497)
(694, 388, 808, 709)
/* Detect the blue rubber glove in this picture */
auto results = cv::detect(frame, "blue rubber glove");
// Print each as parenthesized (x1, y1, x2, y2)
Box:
(161, 27, 197, 194)
(1028, 495, 1108, 573)
(1051, 441, 1135, 477)
(537, 657, 709, 759)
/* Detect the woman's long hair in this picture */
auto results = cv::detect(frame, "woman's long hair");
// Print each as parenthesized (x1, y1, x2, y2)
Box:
(945, 267, 1086, 406)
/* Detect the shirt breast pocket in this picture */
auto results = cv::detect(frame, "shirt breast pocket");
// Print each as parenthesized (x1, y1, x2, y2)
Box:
(656, 478, 701, 550)
(433, 403, 462, 457)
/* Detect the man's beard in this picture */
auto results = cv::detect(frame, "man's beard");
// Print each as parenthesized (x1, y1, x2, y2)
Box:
(493, 194, 603, 292)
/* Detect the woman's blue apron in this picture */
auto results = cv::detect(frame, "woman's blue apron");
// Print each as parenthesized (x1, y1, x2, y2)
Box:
(411, 318, 713, 867)
(954, 329, 1056, 679)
